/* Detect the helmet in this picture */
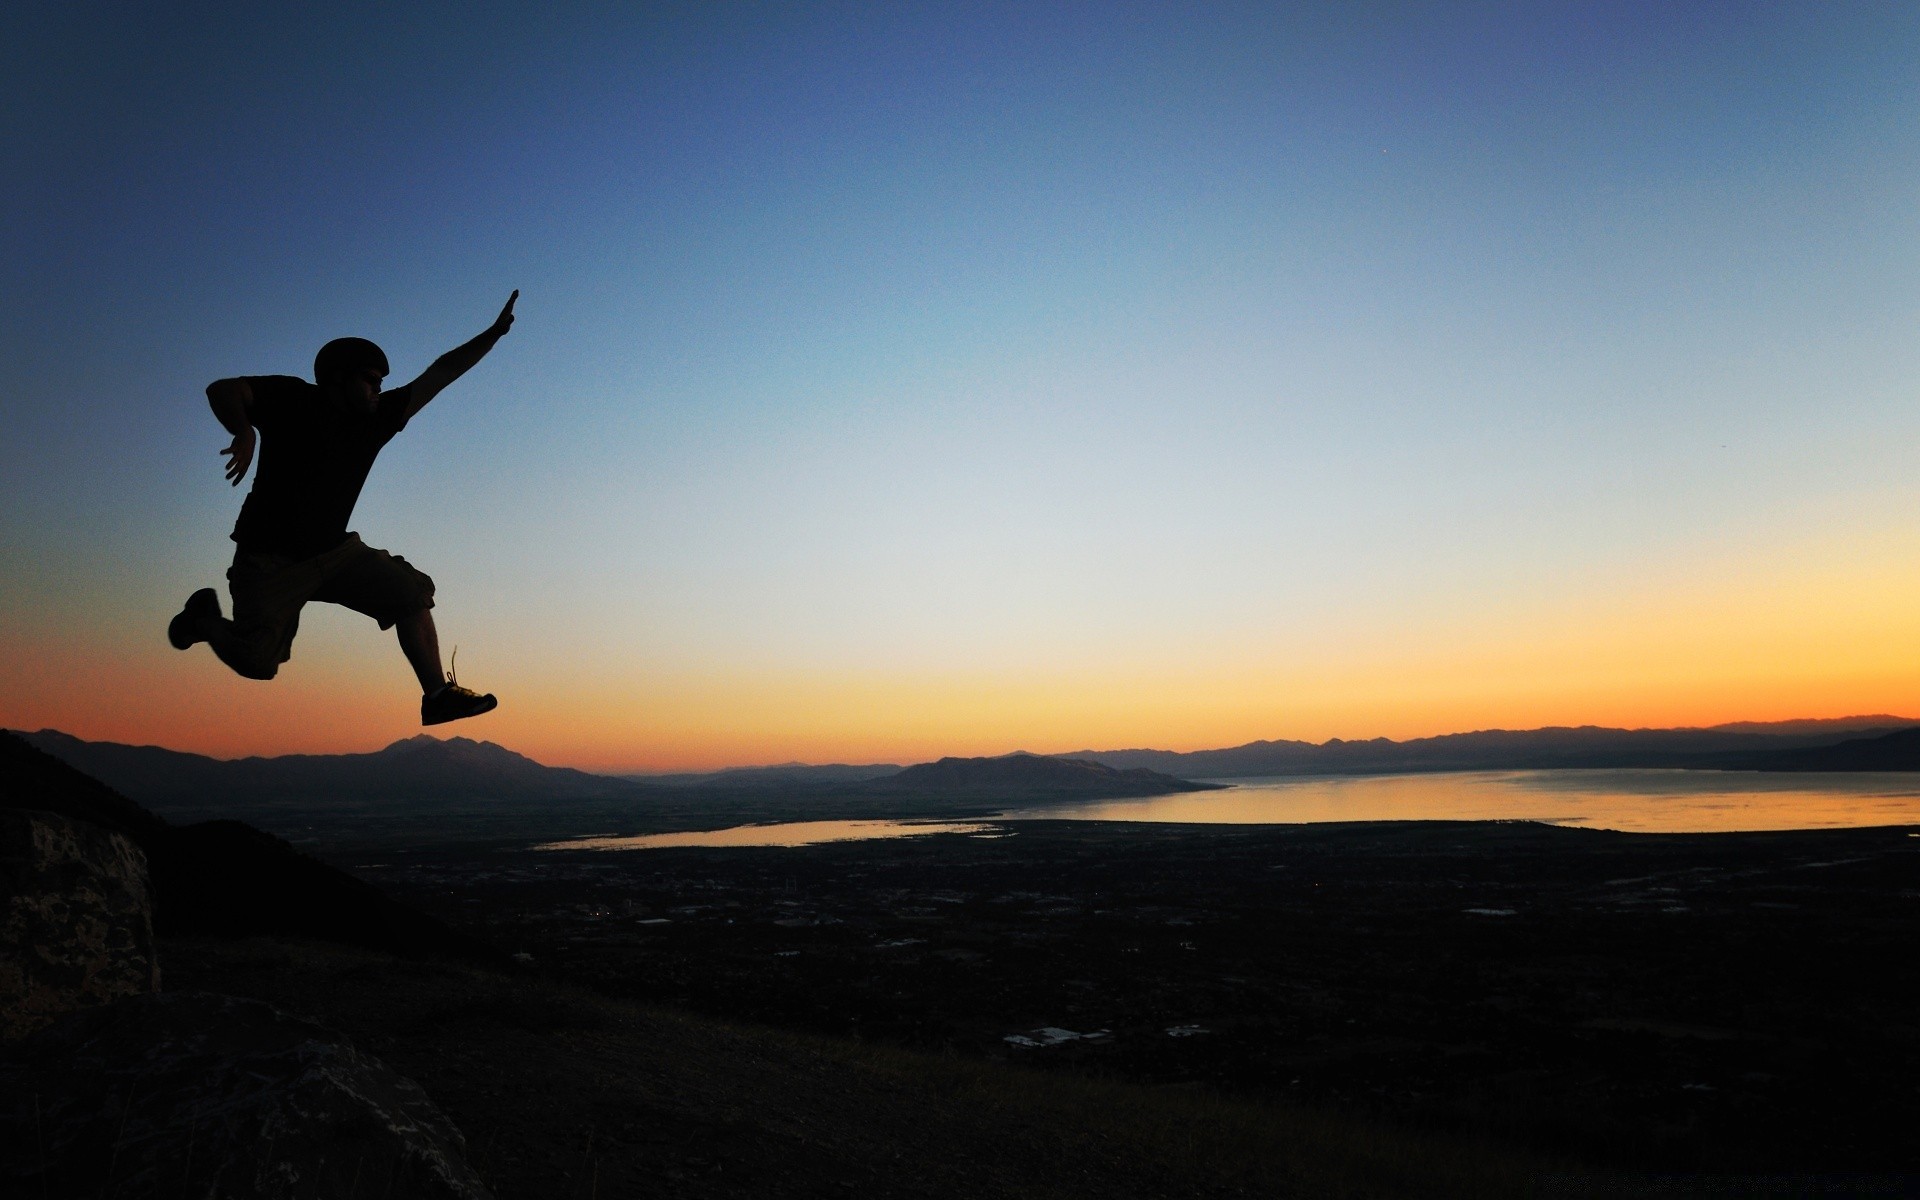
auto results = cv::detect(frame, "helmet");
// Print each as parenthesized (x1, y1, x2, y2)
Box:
(313, 337, 390, 384)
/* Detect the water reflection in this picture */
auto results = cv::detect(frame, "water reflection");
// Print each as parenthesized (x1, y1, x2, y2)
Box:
(1007, 770, 1920, 834)
(536, 772, 1920, 848)
(536, 819, 997, 851)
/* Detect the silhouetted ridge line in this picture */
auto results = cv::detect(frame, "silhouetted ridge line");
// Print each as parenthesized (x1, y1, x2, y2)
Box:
(14, 732, 1216, 808)
(861, 752, 1220, 799)
(13, 728, 649, 809)
(1067, 718, 1920, 777)
(1722, 726, 1920, 772)
(0, 731, 170, 843)
(630, 762, 905, 787)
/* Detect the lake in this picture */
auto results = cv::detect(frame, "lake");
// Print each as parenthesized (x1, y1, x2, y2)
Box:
(535, 819, 998, 851)
(1010, 769, 1920, 833)
(534, 769, 1920, 850)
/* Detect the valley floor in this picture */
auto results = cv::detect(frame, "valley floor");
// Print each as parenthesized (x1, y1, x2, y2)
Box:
(164, 935, 1598, 1199)
(351, 820, 1920, 1184)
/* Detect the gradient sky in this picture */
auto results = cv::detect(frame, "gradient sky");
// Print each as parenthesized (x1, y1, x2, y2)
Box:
(6, 2, 1920, 771)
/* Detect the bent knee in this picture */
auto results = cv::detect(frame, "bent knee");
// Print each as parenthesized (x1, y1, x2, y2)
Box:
(378, 602, 435, 632)
(213, 642, 283, 680)
(226, 655, 280, 681)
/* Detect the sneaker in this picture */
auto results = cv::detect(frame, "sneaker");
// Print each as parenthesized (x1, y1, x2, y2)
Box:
(168, 588, 221, 649)
(422, 674, 498, 726)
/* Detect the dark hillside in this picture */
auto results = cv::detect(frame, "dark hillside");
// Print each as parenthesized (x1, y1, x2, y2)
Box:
(0, 731, 499, 963)
(867, 752, 1220, 799)
(635, 762, 905, 786)
(0, 730, 170, 842)
(160, 937, 1606, 1199)
(1728, 725, 1920, 771)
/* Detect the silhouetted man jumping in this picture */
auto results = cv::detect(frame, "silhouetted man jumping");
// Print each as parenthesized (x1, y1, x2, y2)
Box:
(169, 292, 518, 726)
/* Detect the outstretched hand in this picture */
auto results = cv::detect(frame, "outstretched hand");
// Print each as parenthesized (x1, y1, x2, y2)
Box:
(399, 290, 521, 418)
(221, 428, 255, 486)
(489, 289, 518, 337)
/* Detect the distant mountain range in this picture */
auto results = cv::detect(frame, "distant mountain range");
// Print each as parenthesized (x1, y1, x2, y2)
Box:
(631, 762, 905, 787)
(1729, 725, 1920, 772)
(14, 717, 1920, 825)
(14, 730, 640, 810)
(9, 731, 1210, 816)
(631, 716, 1920, 786)
(865, 753, 1219, 800)
(635, 753, 1215, 797)
(1066, 716, 1920, 777)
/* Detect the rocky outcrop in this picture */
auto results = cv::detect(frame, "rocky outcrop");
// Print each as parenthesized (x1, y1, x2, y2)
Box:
(0, 729, 510, 963)
(1, 991, 493, 1199)
(0, 808, 157, 1038)
(0, 731, 506, 966)
(1, 740, 495, 1197)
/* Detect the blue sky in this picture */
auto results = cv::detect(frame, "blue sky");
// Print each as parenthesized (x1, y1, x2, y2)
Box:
(6, 3, 1920, 768)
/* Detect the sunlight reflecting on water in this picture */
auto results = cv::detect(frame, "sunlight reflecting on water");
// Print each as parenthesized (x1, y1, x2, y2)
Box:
(1007, 770, 1920, 833)
(533, 772, 1920, 847)
(536, 819, 996, 851)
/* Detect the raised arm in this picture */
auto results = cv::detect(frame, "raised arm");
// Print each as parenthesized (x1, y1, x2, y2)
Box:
(207, 378, 257, 486)
(401, 290, 517, 420)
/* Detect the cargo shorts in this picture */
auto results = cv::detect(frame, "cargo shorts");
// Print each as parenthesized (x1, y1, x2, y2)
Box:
(220, 533, 435, 678)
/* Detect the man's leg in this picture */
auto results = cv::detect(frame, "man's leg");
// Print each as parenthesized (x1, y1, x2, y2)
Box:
(310, 537, 495, 725)
(169, 587, 279, 679)
(167, 588, 221, 650)
(170, 551, 305, 680)
(404, 606, 498, 725)
(395, 607, 445, 694)
(206, 616, 284, 680)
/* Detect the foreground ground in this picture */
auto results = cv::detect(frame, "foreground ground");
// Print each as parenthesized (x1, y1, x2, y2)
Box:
(343, 819, 1920, 1183)
(165, 936, 1600, 1199)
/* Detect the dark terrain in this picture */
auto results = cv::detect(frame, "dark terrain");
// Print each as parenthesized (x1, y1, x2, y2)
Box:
(3, 732, 1590, 1197)
(361, 819, 1920, 1181)
(14, 728, 1920, 1192)
(161, 937, 1594, 1199)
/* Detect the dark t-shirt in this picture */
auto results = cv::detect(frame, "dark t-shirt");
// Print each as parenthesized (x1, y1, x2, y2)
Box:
(229, 375, 413, 558)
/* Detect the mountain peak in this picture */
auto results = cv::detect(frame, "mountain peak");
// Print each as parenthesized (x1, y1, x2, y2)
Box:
(380, 733, 498, 756)
(880, 752, 1214, 798)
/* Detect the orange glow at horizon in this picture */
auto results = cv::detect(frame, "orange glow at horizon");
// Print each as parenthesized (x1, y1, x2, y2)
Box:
(9, 522, 1920, 772)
